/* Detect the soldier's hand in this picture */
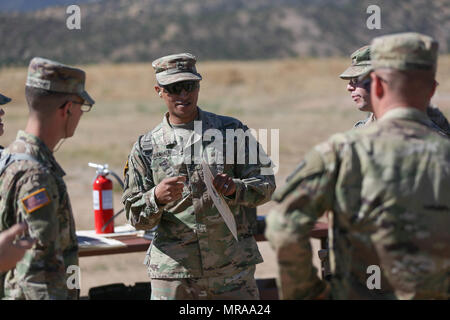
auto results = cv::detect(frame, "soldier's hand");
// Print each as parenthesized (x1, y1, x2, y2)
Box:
(213, 173, 236, 197)
(0, 223, 36, 272)
(154, 176, 186, 205)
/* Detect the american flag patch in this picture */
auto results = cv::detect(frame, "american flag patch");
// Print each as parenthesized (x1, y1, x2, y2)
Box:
(21, 188, 51, 214)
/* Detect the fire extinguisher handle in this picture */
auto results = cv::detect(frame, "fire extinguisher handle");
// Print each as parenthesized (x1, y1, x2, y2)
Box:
(88, 162, 124, 189)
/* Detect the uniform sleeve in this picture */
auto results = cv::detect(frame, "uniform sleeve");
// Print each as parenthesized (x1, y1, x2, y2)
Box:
(122, 137, 164, 230)
(265, 144, 337, 299)
(227, 125, 276, 207)
(14, 172, 67, 300)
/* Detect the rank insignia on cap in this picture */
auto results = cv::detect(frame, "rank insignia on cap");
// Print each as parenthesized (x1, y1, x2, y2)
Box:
(21, 188, 51, 214)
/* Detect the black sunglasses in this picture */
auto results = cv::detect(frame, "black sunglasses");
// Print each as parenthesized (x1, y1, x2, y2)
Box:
(161, 81, 199, 95)
(349, 77, 371, 86)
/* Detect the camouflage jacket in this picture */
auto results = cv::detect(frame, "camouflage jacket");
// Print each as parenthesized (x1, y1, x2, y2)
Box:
(122, 107, 276, 278)
(0, 131, 78, 300)
(354, 105, 450, 137)
(266, 108, 450, 300)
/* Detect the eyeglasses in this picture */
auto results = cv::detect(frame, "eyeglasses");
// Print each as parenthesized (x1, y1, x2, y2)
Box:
(69, 101, 93, 112)
(349, 78, 371, 87)
(161, 81, 199, 95)
(348, 78, 358, 86)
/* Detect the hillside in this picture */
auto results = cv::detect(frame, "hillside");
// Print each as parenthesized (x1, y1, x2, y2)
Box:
(0, 0, 98, 12)
(0, 0, 449, 65)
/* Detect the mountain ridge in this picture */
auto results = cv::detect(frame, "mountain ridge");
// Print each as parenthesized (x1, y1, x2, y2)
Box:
(0, 0, 448, 66)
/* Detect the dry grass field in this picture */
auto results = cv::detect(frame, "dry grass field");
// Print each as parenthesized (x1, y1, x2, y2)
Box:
(1, 56, 449, 297)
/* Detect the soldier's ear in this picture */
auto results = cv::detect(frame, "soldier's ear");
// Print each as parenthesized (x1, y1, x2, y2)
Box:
(371, 73, 384, 99)
(59, 101, 71, 118)
(429, 80, 438, 99)
(154, 86, 162, 97)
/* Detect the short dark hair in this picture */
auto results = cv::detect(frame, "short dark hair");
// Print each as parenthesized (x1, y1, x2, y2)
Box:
(25, 86, 75, 117)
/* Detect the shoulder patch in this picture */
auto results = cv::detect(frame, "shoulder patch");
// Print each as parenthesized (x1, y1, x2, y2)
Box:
(123, 159, 129, 177)
(273, 150, 327, 203)
(21, 188, 51, 214)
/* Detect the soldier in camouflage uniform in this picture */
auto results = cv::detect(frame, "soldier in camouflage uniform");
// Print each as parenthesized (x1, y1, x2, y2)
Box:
(0, 57, 95, 299)
(266, 33, 450, 299)
(122, 53, 276, 300)
(0, 92, 11, 145)
(0, 94, 36, 272)
(340, 45, 450, 135)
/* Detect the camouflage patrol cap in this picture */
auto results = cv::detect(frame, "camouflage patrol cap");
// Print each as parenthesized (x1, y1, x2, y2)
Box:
(152, 53, 202, 86)
(339, 45, 371, 79)
(0, 93, 11, 105)
(360, 32, 439, 80)
(26, 57, 95, 106)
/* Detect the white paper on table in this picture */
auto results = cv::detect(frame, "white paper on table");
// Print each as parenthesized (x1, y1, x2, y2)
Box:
(76, 224, 144, 238)
(76, 233, 127, 252)
(201, 160, 238, 241)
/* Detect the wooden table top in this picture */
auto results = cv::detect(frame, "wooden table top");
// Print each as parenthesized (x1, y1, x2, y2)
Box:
(79, 221, 328, 257)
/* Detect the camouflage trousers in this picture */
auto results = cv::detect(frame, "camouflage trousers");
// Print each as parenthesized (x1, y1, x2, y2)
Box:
(150, 266, 260, 300)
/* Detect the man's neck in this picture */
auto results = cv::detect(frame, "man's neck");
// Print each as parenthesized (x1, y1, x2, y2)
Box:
(374, 98, 427, 119)
(169, 106, 199, 125)
(25, 119, 61, 152)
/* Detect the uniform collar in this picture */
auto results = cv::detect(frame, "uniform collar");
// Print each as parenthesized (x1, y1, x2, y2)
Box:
(367, 112, 376, 124)
(378, 107, 433, 127)
(16, 130, 66, 177)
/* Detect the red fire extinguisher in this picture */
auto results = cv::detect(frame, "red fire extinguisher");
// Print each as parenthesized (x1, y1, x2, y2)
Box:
(88, 163, 124, 234)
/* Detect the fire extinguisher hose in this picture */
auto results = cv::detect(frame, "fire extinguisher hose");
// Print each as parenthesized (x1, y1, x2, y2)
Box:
(108, 170, 124, 190)
(101, 208, 124, 233)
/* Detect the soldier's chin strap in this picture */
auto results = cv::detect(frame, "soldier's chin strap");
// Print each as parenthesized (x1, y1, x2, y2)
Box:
(53, 138, 66, 153)
(54, 107, 71, 153)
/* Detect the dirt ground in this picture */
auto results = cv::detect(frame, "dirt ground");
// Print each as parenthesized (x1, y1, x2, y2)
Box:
(1, 56, 449, 297)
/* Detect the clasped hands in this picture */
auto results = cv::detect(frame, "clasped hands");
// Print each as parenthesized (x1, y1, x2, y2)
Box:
(154, 173, 235, 205)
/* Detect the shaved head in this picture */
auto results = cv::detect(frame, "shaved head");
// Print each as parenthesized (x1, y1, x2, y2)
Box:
(370, 68, 438, 117)
(25, 87, 77, 120)
(374, 68, 436, 103)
